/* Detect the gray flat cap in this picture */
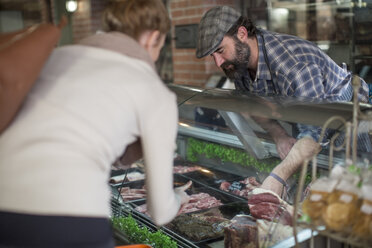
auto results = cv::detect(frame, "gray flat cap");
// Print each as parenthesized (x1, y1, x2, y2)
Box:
(196, 6, 241, 58)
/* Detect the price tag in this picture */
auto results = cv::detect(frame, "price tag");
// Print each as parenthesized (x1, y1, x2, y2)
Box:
(310, 193, 322, 202)
(228, 181, 245, 191)
(340, 193, 353, 203)
(361, 203, 372, 215)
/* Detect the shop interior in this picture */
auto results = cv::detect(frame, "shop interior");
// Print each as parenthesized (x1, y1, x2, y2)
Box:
(1, 0, 372, 248)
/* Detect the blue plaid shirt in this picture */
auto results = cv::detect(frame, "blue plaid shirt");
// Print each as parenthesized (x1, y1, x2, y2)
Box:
(234, 29, 371, 151)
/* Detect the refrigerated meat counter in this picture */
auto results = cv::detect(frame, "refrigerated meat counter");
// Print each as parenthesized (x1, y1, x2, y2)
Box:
(110, 83, 372, 248)
(171, 83, 372, 185)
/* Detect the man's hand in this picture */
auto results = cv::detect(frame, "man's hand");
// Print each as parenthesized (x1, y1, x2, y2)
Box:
(250, 116, 295, 160)
(274, 134, 297, 160)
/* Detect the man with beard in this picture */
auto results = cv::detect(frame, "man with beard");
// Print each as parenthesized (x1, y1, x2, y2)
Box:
(195, 6, 370, 198)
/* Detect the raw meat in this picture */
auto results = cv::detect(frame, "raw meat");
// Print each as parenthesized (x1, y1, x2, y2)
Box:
(173, 165, 201, 174)
(248, 188, 294, 226)
(110, 171, 145, 184)
(166, 208, 229, 242)
(119, 186, 146, 201)
(224, 215, 258, 248)
(220, 177, 261, 198)
(135, 192, 222, 216)
(178, 193, 222, 214)
(249, 202, 292, 226)
(248, 192, 280, 205)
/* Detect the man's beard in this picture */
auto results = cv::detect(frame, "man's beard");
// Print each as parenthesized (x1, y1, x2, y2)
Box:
(221, 38, 251, 81)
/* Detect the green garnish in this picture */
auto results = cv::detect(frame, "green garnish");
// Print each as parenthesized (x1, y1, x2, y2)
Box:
(186, 137, 313, 183)
(298, 213, 311, 223)
(348, 164, 361, 175)
(186, 137, 278, 173)
(112, 215, 177, 248)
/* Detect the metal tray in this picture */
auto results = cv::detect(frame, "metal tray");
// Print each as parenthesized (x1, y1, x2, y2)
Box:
(128, 177, 246, 221)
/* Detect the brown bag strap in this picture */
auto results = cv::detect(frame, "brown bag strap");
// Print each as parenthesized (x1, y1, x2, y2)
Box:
(0, 17, 67, 133)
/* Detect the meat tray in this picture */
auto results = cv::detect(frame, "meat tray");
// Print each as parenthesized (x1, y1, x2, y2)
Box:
(128, 176, 247, 221)
(114, 173, 195, 203)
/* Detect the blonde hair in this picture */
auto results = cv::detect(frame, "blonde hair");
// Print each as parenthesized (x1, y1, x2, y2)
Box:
(102, 0, 170, 40)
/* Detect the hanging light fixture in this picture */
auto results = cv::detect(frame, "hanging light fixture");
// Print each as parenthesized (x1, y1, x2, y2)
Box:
(66, 0, 78, 13)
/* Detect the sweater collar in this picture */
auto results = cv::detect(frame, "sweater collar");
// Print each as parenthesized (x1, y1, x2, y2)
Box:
(78, 31, 155, 70)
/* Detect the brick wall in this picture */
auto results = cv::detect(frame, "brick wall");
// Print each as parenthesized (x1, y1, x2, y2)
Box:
(170, 0, 239, 87)
(90, 0, 106, 33)
(70, 0, 92, 42)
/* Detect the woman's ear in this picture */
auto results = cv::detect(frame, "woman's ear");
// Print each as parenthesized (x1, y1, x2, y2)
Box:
(138, 30, 165, 61)
(138, 30, 160, 50)
(147, 30, 161, 49)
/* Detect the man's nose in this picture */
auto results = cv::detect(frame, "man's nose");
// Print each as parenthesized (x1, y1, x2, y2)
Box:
(212, 53, 224, 68)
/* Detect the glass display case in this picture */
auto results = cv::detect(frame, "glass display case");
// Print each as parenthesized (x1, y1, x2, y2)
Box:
(169, 83, 372, 247)
(112, 83, 372, 248)
(171, 83, 372, 172)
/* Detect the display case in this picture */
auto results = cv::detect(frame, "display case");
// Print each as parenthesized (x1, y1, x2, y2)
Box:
(171, 83, 372, 171)
(169, 83, 372, 247)
(111, 83, 372, 248)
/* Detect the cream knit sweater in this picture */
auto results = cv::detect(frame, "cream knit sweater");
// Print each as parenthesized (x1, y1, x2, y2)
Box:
(0, 32, 181, 225)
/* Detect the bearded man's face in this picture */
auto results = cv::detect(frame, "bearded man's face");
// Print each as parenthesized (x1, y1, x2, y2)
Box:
(220, 37, 251, 81)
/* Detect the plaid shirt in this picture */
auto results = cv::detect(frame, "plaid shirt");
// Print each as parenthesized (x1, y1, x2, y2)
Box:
(234, 29, 371, 151)
(235, 28, 369, 101)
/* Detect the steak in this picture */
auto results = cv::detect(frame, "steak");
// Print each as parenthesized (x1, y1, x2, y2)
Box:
(248, 188, 294, 226)
(248, 192, 280, 205)
(224, 215, 258, 248)
(249, 202, 293, 226)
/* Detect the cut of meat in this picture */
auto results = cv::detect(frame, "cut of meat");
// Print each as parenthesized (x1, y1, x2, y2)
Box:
(119, 186, 147, 201)
(219, 177, 261, 199)
(220, 181, 231, 191)
(248, 192, 280, 205)
(249, 202, 292, 226)
(224, 215, 258, 248)
(166, 208, 229, 242)
(173, 165, 201, 174)
(178, 193, 222, 214)
(135, 192, 223, 216)
(247, 188, 294, 226)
